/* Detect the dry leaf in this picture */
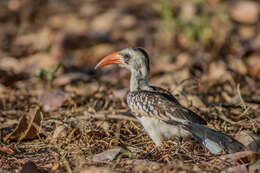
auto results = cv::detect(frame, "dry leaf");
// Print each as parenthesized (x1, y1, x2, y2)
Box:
(220, 151, 256, 163)
(89, 9, 136, 34)
(236, 131, 260, 151)
(238, 26, 255, 40)
(247, 54, 260, 79)
(79, 166, 116, 173)
(21, 161, 46, 173)
(95, 121, 109, 130)
(180, 1, 196, 22)
(249, 159, 260, 173)
(21, 53, 59, 75)
(53, 72, 90, 86)
(229, 57, 247, 75)
(186, 95, 206, 108)
(120, 159, 161, 172)
(38, 90, 70, 111)
(47, 14, 88, 32)
(131, 159, 161, 170)
(0, 56, 21, 73)
(112, 89, 128, 99)
(227, 164, 248, 173)
(229, 1, 259, 24)
(52, 125, 67, 140)
(84, 44, 115, 63)
(0, 145, 14, 155)
(208, 61, 227, 81)
(3, 108, 43, 142)
(65, 83, 99, 96)
(0, 69, 25, 86)
(22, 108, 43, 140)
(3, 114, 27, 142)
(93, 148, 121, 163)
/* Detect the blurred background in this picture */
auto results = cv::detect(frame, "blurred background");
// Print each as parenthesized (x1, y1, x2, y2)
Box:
(0, 0, 259, 89)
(0, 0, 260, 172)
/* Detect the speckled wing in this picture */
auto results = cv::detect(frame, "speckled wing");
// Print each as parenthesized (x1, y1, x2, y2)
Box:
(150, 86, 181, 105)
(127, 91, 206, 125)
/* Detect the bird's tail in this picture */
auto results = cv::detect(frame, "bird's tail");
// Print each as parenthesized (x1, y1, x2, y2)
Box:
(165, 120, 245, 154)
(183, 122, 245, 154)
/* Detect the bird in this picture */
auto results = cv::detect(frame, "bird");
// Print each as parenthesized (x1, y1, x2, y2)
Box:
(95, 47, 245, 156)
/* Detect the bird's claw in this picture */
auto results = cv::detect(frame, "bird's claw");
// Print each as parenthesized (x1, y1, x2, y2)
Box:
(144, 146, 158, 158)
(173, 144, 181, 155)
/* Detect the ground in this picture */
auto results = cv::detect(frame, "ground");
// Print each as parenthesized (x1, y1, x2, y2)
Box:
(0, 0, 259, 172)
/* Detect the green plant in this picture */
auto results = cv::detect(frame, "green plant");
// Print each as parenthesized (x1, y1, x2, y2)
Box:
(176, 13, 212, 44)
(153, 0, 174, 30)
(36, 62, 62, 87)
(154, 0, 230, 45)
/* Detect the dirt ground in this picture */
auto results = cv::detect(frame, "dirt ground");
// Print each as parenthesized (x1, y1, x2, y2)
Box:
(0, 0, 260, 172)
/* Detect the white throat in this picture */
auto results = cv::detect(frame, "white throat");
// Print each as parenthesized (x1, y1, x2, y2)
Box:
(130, 69, 154, 92)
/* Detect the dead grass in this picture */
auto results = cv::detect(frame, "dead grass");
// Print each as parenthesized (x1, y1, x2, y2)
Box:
(0, 0, 260, 172)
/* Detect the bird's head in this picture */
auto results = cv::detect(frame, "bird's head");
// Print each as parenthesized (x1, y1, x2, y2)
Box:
(95, 47, 150, 78)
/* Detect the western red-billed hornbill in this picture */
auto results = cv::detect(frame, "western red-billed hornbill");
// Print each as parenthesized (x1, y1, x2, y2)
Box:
(95, 47, 244, 155)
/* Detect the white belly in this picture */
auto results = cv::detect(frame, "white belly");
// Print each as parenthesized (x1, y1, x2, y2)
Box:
(137, 117, 190, 146)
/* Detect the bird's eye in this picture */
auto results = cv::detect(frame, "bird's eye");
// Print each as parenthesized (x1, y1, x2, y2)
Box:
(124, 53, 130, 63)
(124, 54, 130, 59)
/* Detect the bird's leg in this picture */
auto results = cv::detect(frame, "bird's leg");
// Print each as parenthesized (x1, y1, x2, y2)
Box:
(144, 146, 158, 158)
(173, 137, 183, 155)
(173, 137, 194, 158)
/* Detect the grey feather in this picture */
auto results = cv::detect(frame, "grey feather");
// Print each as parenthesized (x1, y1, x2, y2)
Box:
(183, 122, 245, 153)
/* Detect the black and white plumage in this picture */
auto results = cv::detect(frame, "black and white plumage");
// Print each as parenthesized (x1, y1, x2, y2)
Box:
(95, 47, 245, 154)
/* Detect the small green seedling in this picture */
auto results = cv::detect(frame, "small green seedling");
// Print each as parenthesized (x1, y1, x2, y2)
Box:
(36, 62, 62, 87)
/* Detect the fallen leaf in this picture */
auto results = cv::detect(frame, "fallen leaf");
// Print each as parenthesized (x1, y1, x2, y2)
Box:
(186, 95, 206, 108)
(180, 1, 196, 22)
(79, 166, 117, 173)
(208, 61, 227, 81)
(132, 159, 161, 169)
(236, 131, 260, 151)
(21, 161, 46, 173)
(93, 148, 121, 163)
(249, 159, 260, 173)
(123, 159, 161, 172)
(0, 69, 25, 86)
(21, 53, 59, 75)
(229, 57, 247, 75)
(52, 125, 67, 140)
(14, 28, 52, 52)
(220, 151, 256, 163)
(250, 32, 260, 50)
(0, 145, 14, 155)
(83, 44, 115, 64)
(229, 1, 259, 24)
(53, 72, 90, 86)
(38, 90, 70, 111)
(89, 9, 136, 34)
(247, 54, 260, 79)
(3, 114, 27, 142)
(112, 89, 128, 99)
(238, 26, 255, 40)
(0, 56, 21, 73)
(227, 164, 248, 173)
(47, 14, 88, 33)
(95, 121, 109, 130)
(64, 83, 99, 96)
(3, 107, 43, 142)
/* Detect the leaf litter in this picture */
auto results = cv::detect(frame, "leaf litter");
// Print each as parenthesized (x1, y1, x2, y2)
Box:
(0, 0, 259, 173)
(3, 107, 43, 142)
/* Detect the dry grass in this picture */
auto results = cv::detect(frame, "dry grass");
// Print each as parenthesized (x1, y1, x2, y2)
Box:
(0, 0, 260, 172)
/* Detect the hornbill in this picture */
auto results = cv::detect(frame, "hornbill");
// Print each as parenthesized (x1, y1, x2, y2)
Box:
(95, 47, 245, 155)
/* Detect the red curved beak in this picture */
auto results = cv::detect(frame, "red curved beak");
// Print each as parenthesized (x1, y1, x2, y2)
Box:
(95, 51, 124, 69)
